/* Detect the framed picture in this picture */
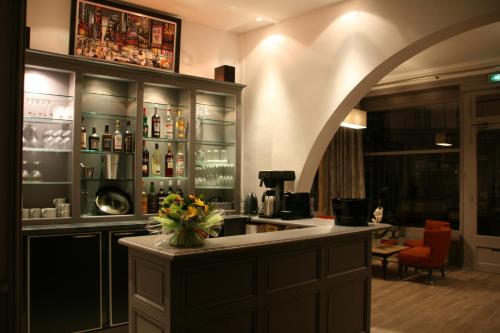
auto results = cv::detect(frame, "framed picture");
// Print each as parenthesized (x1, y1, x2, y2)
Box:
(70, 0, 181, 72)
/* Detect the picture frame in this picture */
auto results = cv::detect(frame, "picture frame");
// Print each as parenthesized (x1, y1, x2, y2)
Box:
(69, 0, 181, 72)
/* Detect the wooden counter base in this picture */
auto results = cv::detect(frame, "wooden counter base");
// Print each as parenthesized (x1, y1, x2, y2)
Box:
(122, 222, 387, 333)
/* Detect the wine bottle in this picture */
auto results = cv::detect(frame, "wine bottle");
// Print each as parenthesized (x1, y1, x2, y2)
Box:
(147, 182, 158, 214)
(89, 127, 100, 151)
(165, 143, 174, 177)
(102, 124, 112, 151)
(141, 182, 148, 214)
(113, 120, 123, 152)
(142, 107, 149, 137)
(176, 109, 186, 139)
(165, 107, 174, 140)
(176, 144, 185, 177)
(152, 143, 161, 176)
(81, 117, 87, 150)
(158, 181, 166, 206)
(151, 105, 161, 138)
(124, 120, 134, 152)
(142, 141, 149, 177)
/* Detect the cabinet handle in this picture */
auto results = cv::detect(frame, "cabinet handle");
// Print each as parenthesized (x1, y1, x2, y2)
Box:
(114, 232, 135, 236)
(73, 234, 98, 239)
(491, 248, 500, 252)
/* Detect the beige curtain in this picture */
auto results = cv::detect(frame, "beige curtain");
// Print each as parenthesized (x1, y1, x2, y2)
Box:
(318, 127, 365, 215)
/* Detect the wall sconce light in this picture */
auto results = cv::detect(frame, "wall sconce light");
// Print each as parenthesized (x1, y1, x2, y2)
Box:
(435, 132, 452, 147)
(341, 108, 367, 129)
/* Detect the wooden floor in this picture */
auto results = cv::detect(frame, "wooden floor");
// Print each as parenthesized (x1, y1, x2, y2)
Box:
(371, 261, 500, 333)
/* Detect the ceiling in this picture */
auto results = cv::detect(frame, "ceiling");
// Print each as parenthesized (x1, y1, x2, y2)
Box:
(124, 0, 345, 33)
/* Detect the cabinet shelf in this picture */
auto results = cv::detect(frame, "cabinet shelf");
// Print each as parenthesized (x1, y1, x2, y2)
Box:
(196, 140, 236, 146)
(196, 118, 235, 126)
(143, 176, 187, 181)
(143, 138, 188, 143)
(81, 150, 135, 155)
(24, 91, 74, 101)
(23, 147, 72, 153)
(83, 91, 136, 103)
(196, 103, 235, 112)
(81, 112, 136, 121)
(81, 178, 134, 182)
(23, 116, 73, 124)
(23, 181, 71, 185)
(144, 102, 189, 110)
(195, 186, 235, 190)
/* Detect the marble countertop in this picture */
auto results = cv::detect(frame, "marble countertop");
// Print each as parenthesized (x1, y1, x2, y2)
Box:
(120, 218, 389, 260)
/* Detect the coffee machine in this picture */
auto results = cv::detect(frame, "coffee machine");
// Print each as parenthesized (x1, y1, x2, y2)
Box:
(258, 170, 295, 217)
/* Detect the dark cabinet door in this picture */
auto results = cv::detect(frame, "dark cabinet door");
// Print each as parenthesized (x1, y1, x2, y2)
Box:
(109, 230, 149, 326)
(28, 233, 101, 333)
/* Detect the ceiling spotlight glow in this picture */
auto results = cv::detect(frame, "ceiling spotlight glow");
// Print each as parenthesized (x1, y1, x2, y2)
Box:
(256, 17, 263, 22)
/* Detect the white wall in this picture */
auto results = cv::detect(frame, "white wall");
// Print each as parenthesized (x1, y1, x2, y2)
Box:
(240, 0, 500, 199)
(26, 0, 241, 80)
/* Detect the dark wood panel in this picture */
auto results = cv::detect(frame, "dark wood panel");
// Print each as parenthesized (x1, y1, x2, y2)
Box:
(327, 281, 367, 333)
(133, 258, 165, 311)
(266, 247, 320, 292)
(267, 293, 319, 333)
(182, 259, 256, 311)
(133, 310, 164, 333)
(327, 239, 367, 277)
(183, 310, 256, 333)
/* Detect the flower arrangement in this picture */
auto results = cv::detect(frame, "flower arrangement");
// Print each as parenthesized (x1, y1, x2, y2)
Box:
(146, 193, 224, 247)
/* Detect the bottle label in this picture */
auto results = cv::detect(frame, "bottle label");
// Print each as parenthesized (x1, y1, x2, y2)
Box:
(81, 133, 87, 149)
(153, 121, 160, 135)
(102, 138, 112, 151)
(90, 138, 99, 150)
(176, 156, 185, 176)
(124, 135, 133, 152)
(142, 164, 148, 175)
(167, 158, 174, 169)
(166, 123, 174, 139)
(114, 136, 122, 150)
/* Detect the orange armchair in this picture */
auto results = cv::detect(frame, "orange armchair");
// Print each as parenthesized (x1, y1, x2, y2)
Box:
(404, 219, 450, 248)
(398, 227, 451, 283)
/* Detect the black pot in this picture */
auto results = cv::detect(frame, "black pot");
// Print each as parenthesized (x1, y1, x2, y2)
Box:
(244, 192, 258, 215)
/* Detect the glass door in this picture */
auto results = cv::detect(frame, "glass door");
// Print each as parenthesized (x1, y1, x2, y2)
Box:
(80, 74, 137, 217)
(22, 66, 75, 223)
(463, 89, 500, 273)
(141, 83, 190, 216)
(195, 92, 236, 211)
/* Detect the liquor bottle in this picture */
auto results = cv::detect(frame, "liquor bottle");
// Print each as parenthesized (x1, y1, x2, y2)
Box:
(141, 182, 148, 214)
(158, 181, 166, 206)
(142, 141, 149, 177)
(165, 143, 174, 177)
(102, 124, 112, 151)
(124, 120, 134, 152)
(147, 182, 158, 214)
(151, 105, 161, 138)
(89, 127, 100, 151)
(167, 179, 174, 195)
(113, 120, 123, 152)
(176, 144, 185, 177)
(176, 109, 186, 139)
(142, 108, 149, 138)
(152, 143, 161, 176)
(165, 108, 174, 140)
(175, 179, 184, 197)
(81, 117, 87, 150)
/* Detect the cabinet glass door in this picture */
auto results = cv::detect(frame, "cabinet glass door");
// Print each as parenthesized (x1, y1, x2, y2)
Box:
(141, 83, 190, 215)
(195, 92, 236, 211)
(22, 67, 75, 222)
(80, 75, 136, 217)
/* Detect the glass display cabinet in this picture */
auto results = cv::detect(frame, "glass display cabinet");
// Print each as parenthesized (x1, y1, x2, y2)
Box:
(80, 75, 137, 217)
(195, 92, 237, 211)
(141, 83, 190, 215)
(22, 66, 75, 222)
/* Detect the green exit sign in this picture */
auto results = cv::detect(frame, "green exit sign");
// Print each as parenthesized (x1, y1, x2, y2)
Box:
(488, 73, 500, 82)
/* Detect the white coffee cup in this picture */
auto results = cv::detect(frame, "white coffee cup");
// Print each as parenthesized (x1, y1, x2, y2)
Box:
(42, 208, 57, 219)
(53, 197, 66, 207)
(22, 208, 30, 219)
(59, 203, 71, 212)
(29, 208, 42, 219)
(60, 210, 71, 218)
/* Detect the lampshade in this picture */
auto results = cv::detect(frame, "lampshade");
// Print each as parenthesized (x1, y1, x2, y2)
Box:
(435, 132, 452, 147)
(341, 108, 367, 129)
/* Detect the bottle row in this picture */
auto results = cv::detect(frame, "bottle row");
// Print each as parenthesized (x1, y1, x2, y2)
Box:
(81, 118, 134, 152)
(141, 180, 183, 214)
(143, 106, 186, 140)
(142, 142, 185, 177)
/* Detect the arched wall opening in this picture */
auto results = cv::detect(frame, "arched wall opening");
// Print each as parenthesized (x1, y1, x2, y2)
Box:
(296, 10, 500, 192)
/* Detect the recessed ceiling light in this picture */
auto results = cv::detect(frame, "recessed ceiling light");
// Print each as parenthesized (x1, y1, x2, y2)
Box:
(230, 5, 236, 10)
(256, 17, 263, 22)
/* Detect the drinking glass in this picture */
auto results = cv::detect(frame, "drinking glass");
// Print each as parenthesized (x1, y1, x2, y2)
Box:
(23, 124, 38, 148)
(31, 161, 43, 182)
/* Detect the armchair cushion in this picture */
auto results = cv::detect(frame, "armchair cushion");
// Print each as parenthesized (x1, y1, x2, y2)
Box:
(404, 239, 423, 247)
(399, 246, 431, 266)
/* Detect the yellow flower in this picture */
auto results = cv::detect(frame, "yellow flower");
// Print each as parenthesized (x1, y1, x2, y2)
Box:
(186, 205, 198, 220)
(194, 197, 205, 207)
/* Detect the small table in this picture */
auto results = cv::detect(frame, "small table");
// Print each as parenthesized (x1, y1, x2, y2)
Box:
(372, 245, 409, 280)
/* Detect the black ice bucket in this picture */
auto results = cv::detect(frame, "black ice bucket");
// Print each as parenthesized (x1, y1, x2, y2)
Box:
(332, 198, 369, 226)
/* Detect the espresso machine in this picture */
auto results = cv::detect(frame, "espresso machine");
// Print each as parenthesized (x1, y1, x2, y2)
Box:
(258, 170, 295, 217)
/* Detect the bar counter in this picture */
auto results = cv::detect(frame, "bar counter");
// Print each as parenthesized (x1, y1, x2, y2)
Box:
(120, 218, 388, 333)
